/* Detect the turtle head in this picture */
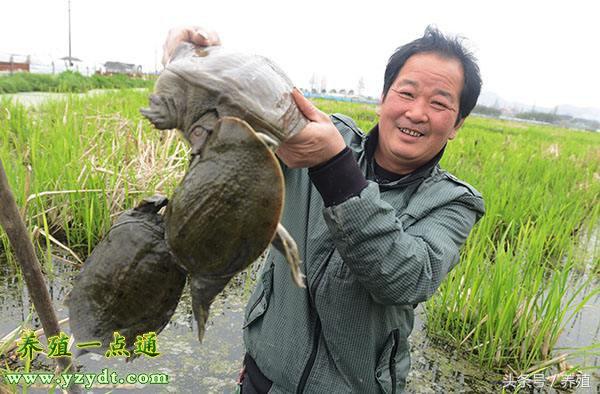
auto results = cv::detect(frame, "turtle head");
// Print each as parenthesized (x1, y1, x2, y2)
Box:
(141, 60, 222, 154)
(140, 61, 192, 130)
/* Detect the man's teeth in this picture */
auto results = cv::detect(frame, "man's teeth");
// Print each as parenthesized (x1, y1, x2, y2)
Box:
(398, 127, 423, 137)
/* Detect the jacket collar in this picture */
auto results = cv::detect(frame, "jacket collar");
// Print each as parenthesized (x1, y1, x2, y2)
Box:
(364, 124, 445, 187)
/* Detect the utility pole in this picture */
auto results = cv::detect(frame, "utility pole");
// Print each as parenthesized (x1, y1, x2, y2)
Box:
(60, 0, 81, 69)
(67, 0, 73, 67)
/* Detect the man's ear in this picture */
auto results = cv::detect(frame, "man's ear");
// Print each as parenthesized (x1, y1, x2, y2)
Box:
(448, 117, 465, 140)
(376, 94, 384, 117)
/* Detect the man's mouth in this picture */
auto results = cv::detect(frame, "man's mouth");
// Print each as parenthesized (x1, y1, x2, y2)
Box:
(398, 127, 424, 137)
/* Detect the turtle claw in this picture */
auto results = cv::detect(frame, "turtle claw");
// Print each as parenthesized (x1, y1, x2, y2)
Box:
(134, 195, 168, 213)
(256, 132, 280, 150)
(272, 223, 305, 288)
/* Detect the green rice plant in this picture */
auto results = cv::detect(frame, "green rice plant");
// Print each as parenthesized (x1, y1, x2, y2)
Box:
(1, 89, 188, 255)
(423, 116, 599, 374)
(0, 94, 598, 379)
(310, 98, 378, 131)
(425, 232, 597, 372)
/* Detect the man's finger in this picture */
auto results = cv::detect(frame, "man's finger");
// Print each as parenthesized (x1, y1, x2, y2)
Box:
(190, 28, 221, 46)
(292, 89, 324, 122)
(162, 27, 222, 66)
(189, 29, 208, 45)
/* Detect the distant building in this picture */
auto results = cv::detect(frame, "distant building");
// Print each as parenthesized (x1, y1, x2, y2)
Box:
(301, 87, 378, 105)
(102, 61, 142, 76)
(0, 54, 30, 73)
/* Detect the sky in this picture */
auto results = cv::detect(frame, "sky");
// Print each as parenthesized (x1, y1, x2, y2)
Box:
(1, 0, 599, 110)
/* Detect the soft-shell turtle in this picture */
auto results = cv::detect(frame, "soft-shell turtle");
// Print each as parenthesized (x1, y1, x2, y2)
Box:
(141, 44, 306, 340)
(66, 196, 186, 355)
(140, 42, 308, 154)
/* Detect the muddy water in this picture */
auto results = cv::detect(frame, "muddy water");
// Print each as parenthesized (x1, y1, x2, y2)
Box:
(0, 255, 597, 393)
(555, 274, 600, 366)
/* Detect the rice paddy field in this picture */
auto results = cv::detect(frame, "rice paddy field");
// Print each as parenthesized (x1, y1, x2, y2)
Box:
(0, 90, 599, 393)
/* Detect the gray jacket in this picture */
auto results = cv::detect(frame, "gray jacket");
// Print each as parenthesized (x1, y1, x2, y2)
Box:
(243, 114, 485, 393)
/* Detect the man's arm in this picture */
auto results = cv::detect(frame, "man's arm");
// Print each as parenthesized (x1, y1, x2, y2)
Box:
(322, 181, 484, 305)
(283, 90, 483, 305)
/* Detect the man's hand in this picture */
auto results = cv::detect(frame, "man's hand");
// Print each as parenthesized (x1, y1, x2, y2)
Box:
(276, 89, 347, 168)
(162, 26, 221, 66)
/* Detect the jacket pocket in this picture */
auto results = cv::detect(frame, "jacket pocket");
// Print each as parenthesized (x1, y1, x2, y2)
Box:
(375, 329, 410, 394)
(243, 261, 274, 328)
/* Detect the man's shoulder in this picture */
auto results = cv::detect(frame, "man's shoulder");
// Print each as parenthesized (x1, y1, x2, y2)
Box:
(421, 167, 485, 215)
(330, 113, 365, 136)
(330, 113, 367, 154)
(431, 167, 482, 198)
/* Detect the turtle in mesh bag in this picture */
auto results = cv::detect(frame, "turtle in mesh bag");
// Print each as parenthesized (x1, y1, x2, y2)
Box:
(66, 196, 186, 356)
(141, 43, 307, 341)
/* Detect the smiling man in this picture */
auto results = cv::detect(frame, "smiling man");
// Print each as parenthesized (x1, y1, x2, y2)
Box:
(164, 25, 485, 393)
(375, 52, 465, 174)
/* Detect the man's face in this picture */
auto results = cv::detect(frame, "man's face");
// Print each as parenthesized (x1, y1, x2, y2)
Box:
(375, 52, 465, 174)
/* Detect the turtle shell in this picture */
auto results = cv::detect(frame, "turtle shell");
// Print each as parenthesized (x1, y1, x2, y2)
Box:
(140, 43, 308, 151)
(66, 196, 186, 355)
(165, 116, 283, 276)
(164, 117, 283, 340)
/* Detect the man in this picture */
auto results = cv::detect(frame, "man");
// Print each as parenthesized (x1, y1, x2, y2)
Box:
(164, 25, 484, 393)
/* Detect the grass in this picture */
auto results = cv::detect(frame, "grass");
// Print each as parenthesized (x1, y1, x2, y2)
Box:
(0, 91, 599, 382)
(0, 313, 31, 393)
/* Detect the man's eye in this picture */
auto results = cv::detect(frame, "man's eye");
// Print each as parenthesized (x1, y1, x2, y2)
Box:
(432, 101, 449, 109)
(398, 91, 413, 98)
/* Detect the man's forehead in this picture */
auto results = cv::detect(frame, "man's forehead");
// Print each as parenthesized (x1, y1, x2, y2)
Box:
(392, 53, 464, 98)
(393, 78, 457, 100)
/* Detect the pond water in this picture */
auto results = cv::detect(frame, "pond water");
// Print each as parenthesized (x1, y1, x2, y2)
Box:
(0, 254, 597, 393)
(2, 90, 138, 108)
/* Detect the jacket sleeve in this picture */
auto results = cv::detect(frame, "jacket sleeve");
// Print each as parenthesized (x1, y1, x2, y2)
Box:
(322, 181, 484, 305)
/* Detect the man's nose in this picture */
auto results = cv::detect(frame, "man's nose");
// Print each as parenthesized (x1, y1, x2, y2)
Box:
(405, 99, 428, 123)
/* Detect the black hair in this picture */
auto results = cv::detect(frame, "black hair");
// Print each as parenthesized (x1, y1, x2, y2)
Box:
(383, 26, 482, 125)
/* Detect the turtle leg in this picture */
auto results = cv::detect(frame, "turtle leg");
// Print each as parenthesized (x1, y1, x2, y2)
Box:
(255, 132, 280, 150)
(134, 194, 168, 213)
(271, 223, 305, 288)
